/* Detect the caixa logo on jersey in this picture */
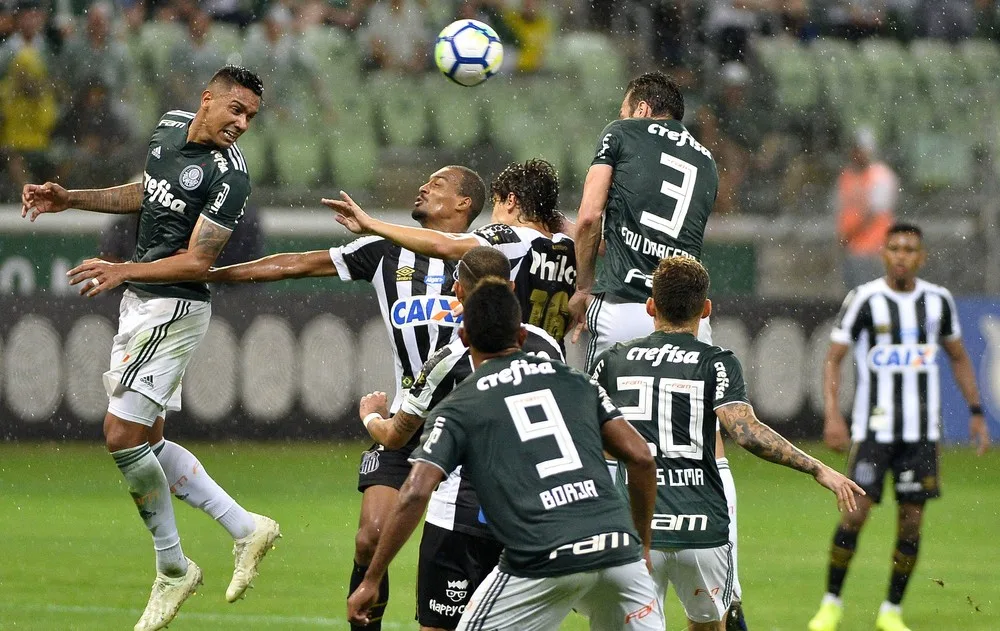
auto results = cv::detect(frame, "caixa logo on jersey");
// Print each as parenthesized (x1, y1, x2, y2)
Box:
(867, 344, 938, 372)
(391, 296, 462, 329)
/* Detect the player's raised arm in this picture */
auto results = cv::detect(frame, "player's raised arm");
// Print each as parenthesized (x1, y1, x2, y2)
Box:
(21, 182, 144, 221)
(208, 250, 338, 283)
(716, 402, 865, 512)
(568, 164, 613, 341)
(323, 191, 479, 260)
(347, 461, 444, 626)
(68, 214, 234, 297)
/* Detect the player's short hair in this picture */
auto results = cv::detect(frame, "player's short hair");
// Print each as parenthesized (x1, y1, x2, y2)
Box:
(886, 222, 923, 243)
(459, 246, 511, 288)
(625, 71, 684, 121)
(463, 278, 522, 353)
(652, 256, 710, 324)
(209, 65, 264, 98)
(491, 159, 561, 232)
(445, 165, 487, 224)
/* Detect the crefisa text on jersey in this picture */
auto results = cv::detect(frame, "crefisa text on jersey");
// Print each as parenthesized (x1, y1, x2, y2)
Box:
(645, 123, 713, 159)
(143, 172, 187, 212)
(626, 343, 701, 367)
(476, 359, 555, 391)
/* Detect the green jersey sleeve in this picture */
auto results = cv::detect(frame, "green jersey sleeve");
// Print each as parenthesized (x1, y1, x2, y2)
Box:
(711, 350, 750, 409)
(591, 120, 623, 167)
(594, 382, 622, 425)
(201, 168, 250, 231)
(409, 405, 467, 476)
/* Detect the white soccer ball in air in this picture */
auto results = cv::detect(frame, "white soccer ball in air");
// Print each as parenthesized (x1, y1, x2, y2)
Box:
(434, 20, 503, 87)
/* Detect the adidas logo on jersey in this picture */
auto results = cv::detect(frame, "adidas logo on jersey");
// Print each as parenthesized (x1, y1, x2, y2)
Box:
(151, 146, 161, 159)
(139, 375, 154, 389)
(626, 343, 700, 367)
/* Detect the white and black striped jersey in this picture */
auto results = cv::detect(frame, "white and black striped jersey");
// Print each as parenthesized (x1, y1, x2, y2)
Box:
(329, 237, 459, 416)
(473, 224, 576, 345)
(832, 277, 961, 444)
(403, 324, 564, 538)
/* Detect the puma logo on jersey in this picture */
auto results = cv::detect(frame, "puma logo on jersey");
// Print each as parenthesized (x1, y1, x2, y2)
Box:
(143, 172, 187, 212)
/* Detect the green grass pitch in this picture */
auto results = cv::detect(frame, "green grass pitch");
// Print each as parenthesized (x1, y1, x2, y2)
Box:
(0, 441, 994, 630)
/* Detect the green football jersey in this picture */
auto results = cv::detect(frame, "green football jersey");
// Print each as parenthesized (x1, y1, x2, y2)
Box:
(130, 110, 252, 301)
(410, 351, 641, 578)
(592, 331, 747, 549)
(591, 118, 719, 303)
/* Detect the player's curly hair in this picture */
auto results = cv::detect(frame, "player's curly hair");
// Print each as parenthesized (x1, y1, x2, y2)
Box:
(463, 278, 522, 353)
(210, 65, 264, 98)
(625, 72, 683, 121)
(652, 256, 710, 324)
(490, 159, 561, 233)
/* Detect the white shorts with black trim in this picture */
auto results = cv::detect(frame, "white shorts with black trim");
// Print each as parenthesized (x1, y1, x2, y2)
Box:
(103, 289, 211, 423)
(460, 560, 663, 631)
(649, 543, 735, 623)
(586, 294, 712, 371)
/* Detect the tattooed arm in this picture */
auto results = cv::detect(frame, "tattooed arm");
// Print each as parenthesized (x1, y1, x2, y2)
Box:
(22, 182, 143, 221)
(67, 215, 232, 297)
(717, 402, 866, 512)
(359, 392, 424, 450)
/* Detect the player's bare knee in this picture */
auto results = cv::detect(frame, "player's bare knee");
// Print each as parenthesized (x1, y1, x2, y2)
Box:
(840, 504, 870, 531)
(354, 521, 382, 562)
(897, 503, 924, 538)
(103, 414, 150, 452)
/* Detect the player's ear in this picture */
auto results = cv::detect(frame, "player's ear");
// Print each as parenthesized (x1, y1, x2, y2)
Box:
(454, 280, 465, 302)
(458, 327, 468, 347)
(702, 298, 712, 319)
(645, 297, 656, 318)
(200, 89, 213, 109)
(516, 326, 528, 348)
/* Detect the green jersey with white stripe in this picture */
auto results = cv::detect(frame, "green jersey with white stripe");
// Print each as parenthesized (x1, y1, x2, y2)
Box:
(410, 351, 641, 577)
(591, 118, 718, 303)
(592, 331, 746, 549)
(130, 110, 252, 301)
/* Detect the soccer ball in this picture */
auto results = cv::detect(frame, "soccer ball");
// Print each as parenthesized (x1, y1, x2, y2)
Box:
(434, 20, 503, 87)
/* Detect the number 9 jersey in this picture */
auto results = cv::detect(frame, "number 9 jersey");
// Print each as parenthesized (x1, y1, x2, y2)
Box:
(592, 118, 718, 303)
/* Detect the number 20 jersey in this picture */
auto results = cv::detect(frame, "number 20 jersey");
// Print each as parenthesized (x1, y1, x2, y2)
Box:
(592, 331, 746, 549)
(591, 118, 719, 303)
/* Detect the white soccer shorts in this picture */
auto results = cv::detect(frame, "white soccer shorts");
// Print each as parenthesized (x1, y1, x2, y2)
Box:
(103, 289, 211, 424)
(650, 543, 735, 623)
(460, 559, 663, 631)
(585, 294, 712, 371)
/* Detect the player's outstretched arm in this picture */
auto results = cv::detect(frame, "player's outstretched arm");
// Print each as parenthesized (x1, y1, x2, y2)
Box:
(67, 214, 233, 297)
(717, 402, 865, 512)
(601, 417, 657, 552)
(822, 342, 852, 452)
(941, 337, 990, 455)
(359, 391, 424, 450)
(323, 191, 478, 260)
(347, 462, 443, 626)
(208, 250, 337, 283)
(21, 182, 143, 221)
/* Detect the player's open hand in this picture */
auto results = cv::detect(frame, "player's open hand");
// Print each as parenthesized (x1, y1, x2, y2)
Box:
(359, 391, 389, 421)
(822, 414, 851, 452)
(567, 290, 593, 345)
(814, 464, 866, 513)
(970, 413, 990, 456)
(67, 258, 127, 297)
(347, 579, 380, 626)
(322, 191, 372, 235)
(21, 182, 70, 221)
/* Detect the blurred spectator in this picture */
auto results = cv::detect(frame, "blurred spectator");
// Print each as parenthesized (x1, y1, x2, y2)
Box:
(53, 80, 135, 187)
(821, 0, 885, 40)
(0, 0, 49, 74)
(163, 6, 225, 111)
(59, 1, 131, 108)
(0, 47, 57, 198)
(920, 0, 975, 40)
(835, 128, 898, 288)
(359, 0, 429, 73)
(203, 0, 254, 27)
(704, 0, 773, 63)
(499, 0, 553, 73)
(1, 2, 15, 42)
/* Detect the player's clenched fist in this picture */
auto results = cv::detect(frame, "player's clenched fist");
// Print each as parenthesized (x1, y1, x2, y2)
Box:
(359, 392, 389, 422)
(22, 182, 70, 222)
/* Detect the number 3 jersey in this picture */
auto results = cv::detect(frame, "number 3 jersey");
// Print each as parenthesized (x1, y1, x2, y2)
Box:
(472, 223, 575, 345)
(591, 118, 718, 303)
(592, 330, 747, 549)
(402, 325, 563, 539)
(410, 351, 639, 577)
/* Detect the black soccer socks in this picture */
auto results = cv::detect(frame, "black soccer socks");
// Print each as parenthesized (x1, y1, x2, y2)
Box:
(888, 537, 920, 605)
(350, 562, 389, 631)
(827, 527, 860, 596)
